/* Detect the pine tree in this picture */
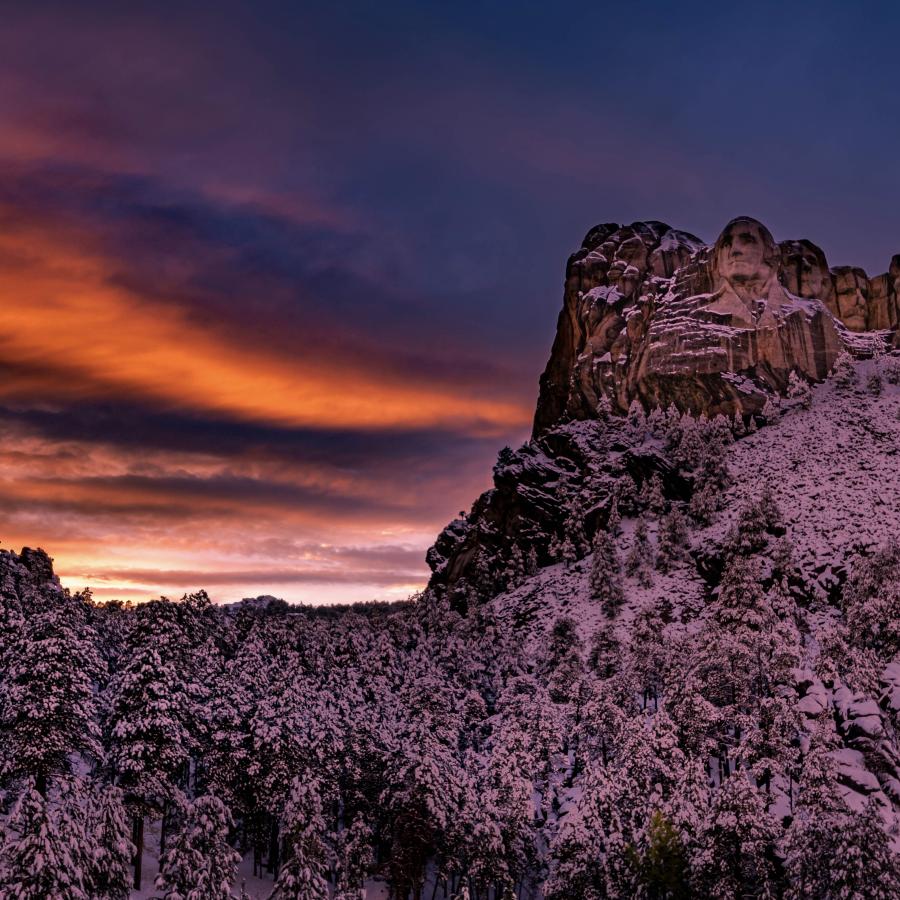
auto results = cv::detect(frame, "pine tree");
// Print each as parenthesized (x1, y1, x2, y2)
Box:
(613, 473, 639, 514)
(691, 772, 781, 899)
(785, 796, 900, 899)
(0, 781, 91, 899)
(562, 496, 589, 556)
(728, 492, 776, 556)
(155, 795, 240, 900)
(688, 480, 719, 525)
(0, 601, 102, 795)
(656, 509, 689, 573)
(822, 798, 900, 897)
(525, 545, 539, 576)
(558, 533, 577, 567)
(104, 602, 196, 888)
(626, 399, 648, 439)
(590, 528, 624, 614)
(588, 623, 620, 678)
(741, 695, 800, 796)
(641, 473, 667, 514)
(607, 495, 622, 536)
(545, 762, 633, 899)
(632, 810, 690, 900)
(712, 556, 772, 632)
(786, 371, 812, 408)
(758, 483, 784, 532)
(271, 778, 331, 899)
(761, 397, 780, 422)
(868, 371, 883, 395)
(333, 818, 374, 900)
(665, 674, 721, 757)
(647, 404, 667, 436)
(832, 351, 857, 390)
(630, 603, 668, 709)
(886, 357, 900, 385)
(502, 544, 526, 590)
(625, 515, 654, 586)
(84, 783, 134, 900)
(841, 541, 900, 657)
(546, 617, 585, 703)
(493, 445, 515, 477)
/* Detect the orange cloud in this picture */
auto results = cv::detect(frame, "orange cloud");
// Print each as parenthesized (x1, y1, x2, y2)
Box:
(0, 222, 531, 434)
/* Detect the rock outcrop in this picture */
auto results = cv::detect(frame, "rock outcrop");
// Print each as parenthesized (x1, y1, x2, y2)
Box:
(534, 216, 900, 433)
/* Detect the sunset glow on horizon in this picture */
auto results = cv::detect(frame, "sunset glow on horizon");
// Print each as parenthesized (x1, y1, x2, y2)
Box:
(3, 2, 900, 603)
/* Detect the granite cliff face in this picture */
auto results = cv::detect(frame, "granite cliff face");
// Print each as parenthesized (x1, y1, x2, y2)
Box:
(428, 217, 900, 601)
(534, 217, 900, 433)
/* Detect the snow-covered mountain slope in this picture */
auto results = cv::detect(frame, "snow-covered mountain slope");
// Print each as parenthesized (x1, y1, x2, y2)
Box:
(710, 360, 900, 594)
(469, 356, 900, 875)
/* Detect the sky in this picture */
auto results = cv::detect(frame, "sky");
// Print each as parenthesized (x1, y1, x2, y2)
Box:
(1, 1, 900, 605)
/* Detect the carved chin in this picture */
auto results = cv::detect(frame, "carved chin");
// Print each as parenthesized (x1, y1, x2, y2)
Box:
(726, 266, 771, 286)
(726, 271, 750, 283)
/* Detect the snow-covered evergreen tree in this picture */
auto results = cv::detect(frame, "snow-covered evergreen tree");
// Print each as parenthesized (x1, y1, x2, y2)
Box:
(590, 528, 624, 614)
(84, 783, 134, 900)
(787, 371, 812, 408)
(597, 393, 614, 419)
(333, 818, 374, 900)
(691, 772, 780, 898)
(0, 781, 91, 899)
(868, 370, 883, 395)
(525, 545, 539, 576)
(501, 544, 526, 590)
(656, 508, 689, 573)
(761, 396, 781, 422)
(155, 794, 240, 900)
(0, 602, 102, 794)
(886, 356, 900, 385)
(103, 600, 196, 888)
(606, 494, 622, 535)
(625, 515, 654, 586)
(545, 617, 585, 703)
(588, 622, 620, 679)
(832, 351, 857, 390)
(640, 472, 667, 514)
(271, 777, 331, 899)
(626, 398, 647, 439)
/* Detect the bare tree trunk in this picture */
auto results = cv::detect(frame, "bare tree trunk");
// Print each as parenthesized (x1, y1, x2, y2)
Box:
(267, 816, 280, 874)
(132, 814, 144, 889)
(159, 803, 168, 857)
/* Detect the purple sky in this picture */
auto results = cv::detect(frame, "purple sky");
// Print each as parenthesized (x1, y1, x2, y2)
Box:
(1, 1, 899, 603)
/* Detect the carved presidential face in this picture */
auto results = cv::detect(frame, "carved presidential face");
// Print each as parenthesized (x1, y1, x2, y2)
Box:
(715, 219, 774, 284)
(780, 239, 831, 300)
(797, 248, 826, 297)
